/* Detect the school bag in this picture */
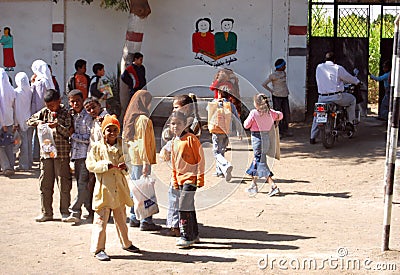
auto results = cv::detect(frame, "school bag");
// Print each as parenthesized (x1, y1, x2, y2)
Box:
(207, 101, 231, 134)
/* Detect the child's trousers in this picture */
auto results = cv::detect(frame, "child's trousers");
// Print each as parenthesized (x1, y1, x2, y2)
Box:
(90, 205, 132, 254)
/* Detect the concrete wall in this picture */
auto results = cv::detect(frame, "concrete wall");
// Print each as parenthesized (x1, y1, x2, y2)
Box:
(0, 0, 307, 120)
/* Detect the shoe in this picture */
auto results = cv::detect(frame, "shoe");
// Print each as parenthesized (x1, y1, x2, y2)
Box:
(268, 187, 280, 197)
(129, 219, 140, 227)
(225, 165, 233, 182)
(95, 251, 110, 261)
(63, 215, 80, 223)
(193, 235, 200, 243)
(310, 138, 316, 144)
(352, 119, 360, 126)
(246, 185, 258, 195)
(35, 214, 53, 222)
(176, 238, 195, 248)
(212, 172, 224, 178)
(61, 214, 70, 222)
(4, 169, 15, 177)
(123, 244, 140, 253)
(140, 222, 162, 231)
(160, 227, 180, 237)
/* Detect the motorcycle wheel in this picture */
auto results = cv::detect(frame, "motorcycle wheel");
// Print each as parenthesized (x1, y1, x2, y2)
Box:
(320, 116, 335, 149)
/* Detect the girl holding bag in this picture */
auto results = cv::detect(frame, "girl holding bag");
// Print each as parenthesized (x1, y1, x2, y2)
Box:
(122, 90, 161, 231)
(244, 93, 283, 196)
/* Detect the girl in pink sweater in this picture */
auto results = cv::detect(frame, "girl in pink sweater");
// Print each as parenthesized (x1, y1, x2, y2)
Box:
(243, 93, 283, 196)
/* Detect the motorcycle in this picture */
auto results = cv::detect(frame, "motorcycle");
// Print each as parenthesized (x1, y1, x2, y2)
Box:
(314, 79, 362, 149)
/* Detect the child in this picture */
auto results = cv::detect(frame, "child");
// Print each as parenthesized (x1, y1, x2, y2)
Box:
(262, 58, 293, 137)
(244, 93, 283, 196)
(26, 88, 73, 222)
(122, 90, 160, 231)
(207, 88, 239, 182)
(170, 110, 205, 247)
(160, 94, 201, 237)
(89, 63, 109, 108)
(63, 90, 93, 224)
(84, 96, 109, 217)
(121, 52, 147, 100)
(86, 114, 139, 261)
(14, 72, 33, 171)
(370, 60, 391, 121)
(66, 59, 91, 100)
(0, 67, 16, 177)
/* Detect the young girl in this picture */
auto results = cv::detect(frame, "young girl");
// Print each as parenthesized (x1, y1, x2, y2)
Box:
(244, 93, 283, 196)
(122, 90, 160, 231)
(170, 111, 205, 247)
(86, 114, 139, 261)
(160, 94, 201, 237)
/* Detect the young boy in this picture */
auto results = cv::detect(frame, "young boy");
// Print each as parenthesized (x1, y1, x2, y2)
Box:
(89, 63, 109, 108)
(86, 114, 139, 261)
(27, 89, 72, 222)
(83, 96, 108, 212)
(262, 58, 293, 137)
(121, 52, 147, 100)
(66, 59, 91, 100)
(207, 88, 239, 182)
(63, 89, 93, 224)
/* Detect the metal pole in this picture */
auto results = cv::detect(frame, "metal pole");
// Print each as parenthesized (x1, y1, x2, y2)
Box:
(382, 14, 400, 252)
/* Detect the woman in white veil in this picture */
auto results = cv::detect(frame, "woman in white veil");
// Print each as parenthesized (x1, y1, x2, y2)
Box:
(0, 67, 16, 176)
(15, 72, 33, 170)
(30, 60, 55, 161)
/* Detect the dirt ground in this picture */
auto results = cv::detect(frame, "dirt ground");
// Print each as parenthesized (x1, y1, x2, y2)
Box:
(0, 115, 400, 274)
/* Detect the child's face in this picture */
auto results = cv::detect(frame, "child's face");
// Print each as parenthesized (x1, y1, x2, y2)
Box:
(383, 65, 390, 73)
(69, 95, 84, 113)
(77, 65, 86, 74)
(45, 99, 61, 112)
(170, 117, 185, 136)
(134, 57, 143, 66)
(104, 125, 119, 144)
(98, 68, 105, 77)
(84, 101, 101, 118)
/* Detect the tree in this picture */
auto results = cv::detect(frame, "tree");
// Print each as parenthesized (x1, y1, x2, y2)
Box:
(54, 0, 151, 119)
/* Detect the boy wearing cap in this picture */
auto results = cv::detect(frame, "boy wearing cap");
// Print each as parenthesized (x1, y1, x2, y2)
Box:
(86, 114, 139, 261)
(262, 58, 293, 137)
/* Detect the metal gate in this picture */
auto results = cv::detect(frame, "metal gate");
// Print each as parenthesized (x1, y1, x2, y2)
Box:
(307, 1, 399, 118)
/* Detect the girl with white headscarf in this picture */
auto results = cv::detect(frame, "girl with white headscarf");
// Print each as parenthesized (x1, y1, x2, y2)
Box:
(31, 59, 55, 114)
(0, 67, 16, 176)
(30, 60, 55, 161)
(15, 72, 33, 170)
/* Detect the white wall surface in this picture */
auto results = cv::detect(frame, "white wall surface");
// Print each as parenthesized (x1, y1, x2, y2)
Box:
(0, 0, 308, 120)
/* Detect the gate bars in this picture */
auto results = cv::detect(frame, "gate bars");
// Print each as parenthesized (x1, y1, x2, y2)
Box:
(382, 14, 400, 252)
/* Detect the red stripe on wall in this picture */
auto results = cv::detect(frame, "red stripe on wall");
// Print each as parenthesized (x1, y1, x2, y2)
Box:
(126, 31, 144, 42)
(52, 24, 64, 33)
(289, 26, 307, 35)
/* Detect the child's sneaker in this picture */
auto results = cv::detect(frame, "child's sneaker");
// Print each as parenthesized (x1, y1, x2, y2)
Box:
(246, 185, 258, 195)
(176, 238, 195, 248)
(225, 165, 233, 182)
(268, 187, 280, 197)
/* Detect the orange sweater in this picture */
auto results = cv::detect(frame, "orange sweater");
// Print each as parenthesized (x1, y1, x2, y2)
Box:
(171, 132, 205, 188)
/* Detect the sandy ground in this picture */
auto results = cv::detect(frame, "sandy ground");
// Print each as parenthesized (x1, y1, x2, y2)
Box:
(0, 116, 399, 274)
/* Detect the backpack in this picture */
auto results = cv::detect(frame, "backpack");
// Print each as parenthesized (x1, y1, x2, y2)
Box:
(207, 101, 231, 134)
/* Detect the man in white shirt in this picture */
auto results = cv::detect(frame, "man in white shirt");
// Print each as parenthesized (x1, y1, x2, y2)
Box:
(310, 52, 360, 144)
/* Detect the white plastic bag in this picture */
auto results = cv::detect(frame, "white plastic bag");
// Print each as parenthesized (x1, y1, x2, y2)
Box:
(131, 175, 159, 220)
(37, 123, 57, 158)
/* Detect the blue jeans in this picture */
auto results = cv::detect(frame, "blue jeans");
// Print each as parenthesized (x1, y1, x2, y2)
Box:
(379, 87, 390, 120)
(129, 165, 154, 224)
(0, 126, 15, 171)
(166, 184, 180, 228)
(212, 133, 230, 175)
(246, 132, 272, 178)
(69, 158, 91, 218)
(18, 127, 34, 170)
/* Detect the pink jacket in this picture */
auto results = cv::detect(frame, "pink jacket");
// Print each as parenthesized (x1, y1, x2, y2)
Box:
(243, 109, 283, 132)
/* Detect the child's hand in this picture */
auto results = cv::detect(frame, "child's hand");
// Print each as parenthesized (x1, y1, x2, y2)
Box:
(48, 121, 58, 128)
(118, 162, 127, 170)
